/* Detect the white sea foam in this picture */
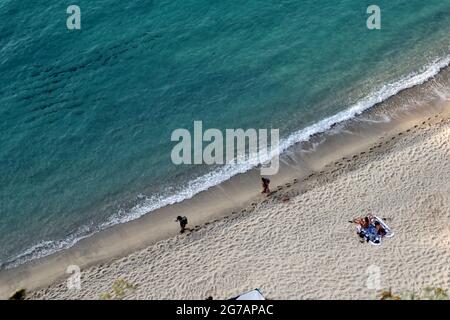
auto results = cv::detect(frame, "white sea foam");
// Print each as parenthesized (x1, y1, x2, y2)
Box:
(3, 55, 450, 270)
(107, 55, 450, 227)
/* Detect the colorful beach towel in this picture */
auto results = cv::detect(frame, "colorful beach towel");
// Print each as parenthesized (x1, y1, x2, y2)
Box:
(357, 216, 394, 246)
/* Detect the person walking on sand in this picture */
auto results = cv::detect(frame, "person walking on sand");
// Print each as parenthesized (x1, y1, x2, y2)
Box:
(175, 215, 189, 233)
(261, 177, 271, 194)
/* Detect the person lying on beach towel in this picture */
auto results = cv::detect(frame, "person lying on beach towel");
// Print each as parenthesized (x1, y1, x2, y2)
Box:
(350, 215, 389, 245)
(261, 177, 271, 194)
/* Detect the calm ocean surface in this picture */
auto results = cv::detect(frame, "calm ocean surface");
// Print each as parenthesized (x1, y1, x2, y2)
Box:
(0, 0, 449, 268)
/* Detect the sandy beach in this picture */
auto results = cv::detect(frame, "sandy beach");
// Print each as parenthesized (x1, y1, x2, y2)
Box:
(3, 101, 445, 300)
(3, 0, 450, 303)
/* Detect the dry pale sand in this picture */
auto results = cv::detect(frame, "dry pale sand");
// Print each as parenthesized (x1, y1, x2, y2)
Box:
(27, 110, 450, 300)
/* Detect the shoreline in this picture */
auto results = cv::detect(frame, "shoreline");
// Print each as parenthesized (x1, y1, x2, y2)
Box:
(3, 58, 450, 272)
(1, 76, 450, 298)
(26, 101, 450, 299)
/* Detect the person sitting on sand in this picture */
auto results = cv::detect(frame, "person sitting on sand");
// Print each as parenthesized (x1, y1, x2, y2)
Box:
(261, 177, 271, 194)
(175, 216, 188, 233)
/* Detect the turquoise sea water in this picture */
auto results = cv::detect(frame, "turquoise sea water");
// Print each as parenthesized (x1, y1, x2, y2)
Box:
(0, 0, 449, 268)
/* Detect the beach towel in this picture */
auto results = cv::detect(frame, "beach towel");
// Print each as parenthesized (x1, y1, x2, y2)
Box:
(373, 216, 394, 238)
(357, 216, 393, 246)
